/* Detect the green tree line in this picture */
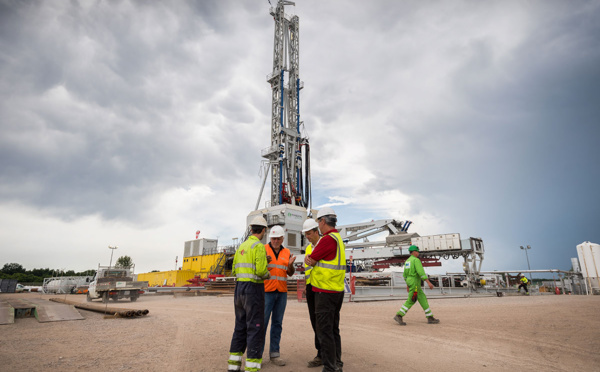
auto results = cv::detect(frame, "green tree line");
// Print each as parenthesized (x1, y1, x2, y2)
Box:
(0, 263, 96, 284)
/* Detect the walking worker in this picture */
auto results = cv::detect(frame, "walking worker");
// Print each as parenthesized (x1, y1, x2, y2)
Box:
(302, 218, 323, 368)
(261, 225, 296, 366)
(304, 207, 346, 372)
(518, 274, 529, 294)
(228, 216, 271, 372)
(393, 245, 440, 325)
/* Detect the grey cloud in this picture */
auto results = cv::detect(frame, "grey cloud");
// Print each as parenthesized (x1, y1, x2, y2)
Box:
(0, 0, 273, 223)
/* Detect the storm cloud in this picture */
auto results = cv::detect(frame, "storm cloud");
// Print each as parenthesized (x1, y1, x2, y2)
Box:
(1, 0, 598, 273)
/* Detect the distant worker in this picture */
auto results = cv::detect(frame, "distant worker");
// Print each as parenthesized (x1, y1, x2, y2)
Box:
(518, 274, 529, 295)
(304, 207, 346, 372)
(394, 245, 440, 325)
(261, 225, 296, 366)
(302, 218, 323, 368)
(228, 216, 271, 372)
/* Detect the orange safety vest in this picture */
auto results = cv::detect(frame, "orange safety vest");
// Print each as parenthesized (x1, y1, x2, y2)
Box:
(264, 243, 291, 292)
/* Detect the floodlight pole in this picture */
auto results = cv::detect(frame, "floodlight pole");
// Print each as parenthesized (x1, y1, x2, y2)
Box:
(520, 245, 532, 280)
(108, 245, 118, 268)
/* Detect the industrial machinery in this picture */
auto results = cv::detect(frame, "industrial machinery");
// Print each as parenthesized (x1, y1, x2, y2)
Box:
(256, 0, 309, 210)
(247, 1, 487, 290)
(246, 0, 312, 253)
(147, 1, 490, 292)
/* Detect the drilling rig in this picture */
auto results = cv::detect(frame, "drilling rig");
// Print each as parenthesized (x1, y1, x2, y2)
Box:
(248, 0, 311, 255)
(163, 1, 491, 292)
(246, 1, 487, 292)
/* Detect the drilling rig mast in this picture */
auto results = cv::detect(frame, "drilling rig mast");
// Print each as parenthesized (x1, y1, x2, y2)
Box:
(257, 0, 310, 210)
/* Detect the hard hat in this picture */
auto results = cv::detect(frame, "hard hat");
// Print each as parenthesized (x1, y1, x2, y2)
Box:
(316, 206, 336, 219)
(302, 219, 319, 232)
(249, 216, 268, 228)
(269, 225, 285, 238)
(408, 245, 419, 252)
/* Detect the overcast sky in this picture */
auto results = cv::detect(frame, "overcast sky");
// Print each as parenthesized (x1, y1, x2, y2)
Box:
(1, 0, 599, 276)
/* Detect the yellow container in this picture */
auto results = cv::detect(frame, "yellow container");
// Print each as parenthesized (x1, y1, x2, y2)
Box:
(173, 252, 228, 279)
(137, 270, 197, 287)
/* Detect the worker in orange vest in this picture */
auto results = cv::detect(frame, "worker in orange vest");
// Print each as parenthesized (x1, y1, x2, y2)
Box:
(261, 225, 296, 366)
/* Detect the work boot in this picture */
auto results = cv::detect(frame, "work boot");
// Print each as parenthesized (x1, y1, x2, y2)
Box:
(393, 314, 406, 326)
(270, 357, 286, 366)
(307, 356, 323, 368)
(427, 316, 440, 324)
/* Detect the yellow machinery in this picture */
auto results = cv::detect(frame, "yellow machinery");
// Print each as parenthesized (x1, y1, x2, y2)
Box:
(138, 239, 233, 286)
(182, 253, 222, 275)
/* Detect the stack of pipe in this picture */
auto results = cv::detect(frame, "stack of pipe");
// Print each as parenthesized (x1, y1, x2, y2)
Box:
(49, 298, 149, 318)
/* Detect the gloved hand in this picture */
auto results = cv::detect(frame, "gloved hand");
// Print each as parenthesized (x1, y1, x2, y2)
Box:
(411, 290, 418, 302)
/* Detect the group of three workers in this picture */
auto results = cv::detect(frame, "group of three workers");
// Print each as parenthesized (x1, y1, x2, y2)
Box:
(227, 207, 439, 372)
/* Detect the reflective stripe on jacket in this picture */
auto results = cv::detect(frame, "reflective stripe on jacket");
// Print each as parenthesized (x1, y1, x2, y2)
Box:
(232, 235, 269, 283)
(310, 232, 346, 292)
(264, 243, 290, 292)
(304, 243, 313, 285)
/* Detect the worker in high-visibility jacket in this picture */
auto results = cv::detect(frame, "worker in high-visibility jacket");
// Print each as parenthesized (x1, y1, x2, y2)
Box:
(260, 225, 296, 366)
(228, 216, 271, 372)
(518, 274, 529, 294)
(304, 207, 346, 372)
(394, 245, 440, 325)
(302, 218, 322, 368)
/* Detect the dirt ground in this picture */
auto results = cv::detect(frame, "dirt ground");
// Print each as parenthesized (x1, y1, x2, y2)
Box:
(1, 292, 599, 372)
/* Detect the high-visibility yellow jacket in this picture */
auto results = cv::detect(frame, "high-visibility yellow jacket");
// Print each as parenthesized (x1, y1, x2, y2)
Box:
(304, 242, 316, 285)
(311, 232, 346, 292)
(232, 235, 269, 283)
(520, 276, 529, 284)
(264, 243, 291, 292)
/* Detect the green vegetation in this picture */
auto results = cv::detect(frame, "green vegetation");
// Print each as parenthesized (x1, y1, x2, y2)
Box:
(0, 263, 95, 284)
(115, 255, 134, 269)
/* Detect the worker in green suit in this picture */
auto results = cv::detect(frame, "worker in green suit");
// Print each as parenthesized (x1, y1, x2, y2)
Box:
(393, 245, 440, 325)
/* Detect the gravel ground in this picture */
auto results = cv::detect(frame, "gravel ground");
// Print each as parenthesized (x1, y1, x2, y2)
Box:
(1, 292, 599, 371)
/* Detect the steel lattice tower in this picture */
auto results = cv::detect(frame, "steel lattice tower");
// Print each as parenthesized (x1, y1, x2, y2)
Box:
(258, 0, 310, 209)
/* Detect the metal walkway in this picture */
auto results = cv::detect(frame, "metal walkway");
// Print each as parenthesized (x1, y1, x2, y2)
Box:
(0, 298, 84, 324)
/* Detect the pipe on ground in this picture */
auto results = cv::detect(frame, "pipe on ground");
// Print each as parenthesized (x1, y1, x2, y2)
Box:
(49, 298, 149, 318)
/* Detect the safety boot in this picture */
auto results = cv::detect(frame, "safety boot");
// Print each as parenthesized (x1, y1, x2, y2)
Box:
(307, 356, 322, 368)
(427, 316, 440, 324)
(270, 357, 286, 366)
(393, 314, 406, 326)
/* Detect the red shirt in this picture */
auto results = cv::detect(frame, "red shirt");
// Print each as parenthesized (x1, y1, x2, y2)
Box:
(309, 229, 342, 293)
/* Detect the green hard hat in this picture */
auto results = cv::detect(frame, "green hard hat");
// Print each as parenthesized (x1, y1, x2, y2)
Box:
(408, 245, 419, 252)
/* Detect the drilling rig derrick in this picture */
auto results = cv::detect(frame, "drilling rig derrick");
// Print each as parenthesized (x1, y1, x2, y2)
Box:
(258, 0, 310, 210)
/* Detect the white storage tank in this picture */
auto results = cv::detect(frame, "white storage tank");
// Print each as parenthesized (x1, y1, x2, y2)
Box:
(576, 241, 600, 293)
(571, 257, 581, 273)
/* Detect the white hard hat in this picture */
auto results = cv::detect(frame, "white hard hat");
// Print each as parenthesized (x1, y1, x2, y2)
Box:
(249, 216, 268, 228)
(269, 225, 285, 238)
(302, 219, 319, 233)
(316, 206, 336, 219)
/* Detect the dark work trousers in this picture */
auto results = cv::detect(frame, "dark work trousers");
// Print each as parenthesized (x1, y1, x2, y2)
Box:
(315, 290, 344, 372)
(305, 284, 321, 358)
(230, 281, 265, 359)
(518, 283, 529, 293)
